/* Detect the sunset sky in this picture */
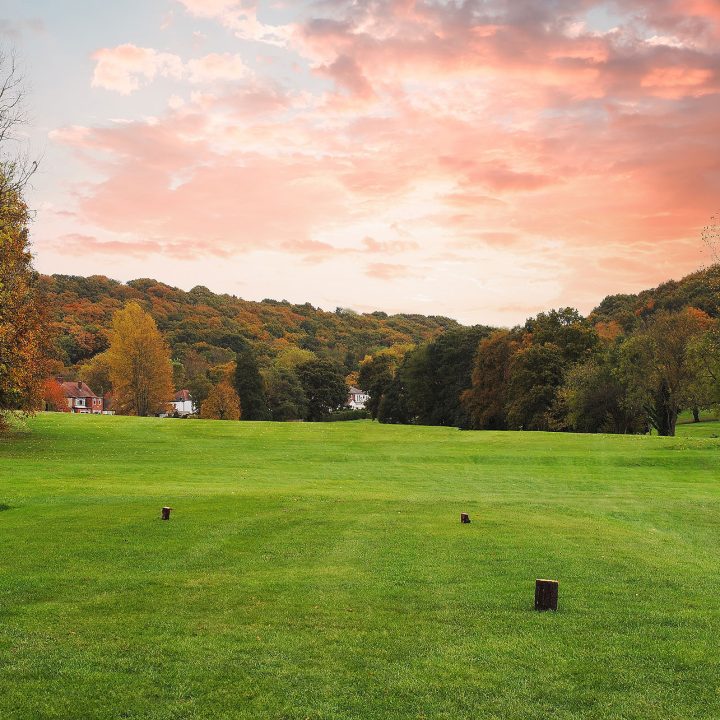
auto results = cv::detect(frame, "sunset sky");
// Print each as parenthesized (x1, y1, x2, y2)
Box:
(3, 0, 719, 325)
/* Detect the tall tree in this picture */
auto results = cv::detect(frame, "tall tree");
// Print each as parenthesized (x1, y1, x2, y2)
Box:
(619, 308, 713, 436)
(265, 366, 308, 421)
(296, 359, 348, 421)
(557, 350, 645, 434)
(234, 341, 269, 420)
(462, 329, 518, 430)
(400, 326, 493, 428)
(201, 382, 241, 420)
(79, 351, 112, 396)
(106, 302, 174, 416)
(505, 343, 566, 431)
(358, 346, 411, 420)
(0, 52, 43, 432)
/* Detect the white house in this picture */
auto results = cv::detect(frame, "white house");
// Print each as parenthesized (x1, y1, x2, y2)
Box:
(347, 386, 369, 410)
(171, 389, 196, 416)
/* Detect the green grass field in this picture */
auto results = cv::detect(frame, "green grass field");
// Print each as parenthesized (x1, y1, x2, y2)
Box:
(1, 414, 719, 719)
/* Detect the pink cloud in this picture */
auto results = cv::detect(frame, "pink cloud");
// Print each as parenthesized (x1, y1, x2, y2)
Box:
(49, 0, 720, 320)
(365, 262, 420, 280)
(91, 44, 183, 94)
(186, 53, 251, 83)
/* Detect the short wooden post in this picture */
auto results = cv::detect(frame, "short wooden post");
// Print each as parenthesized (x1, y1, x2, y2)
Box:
(161, 506, 171, 521)
(535, 579, 558, 611)
(460, 512, 470, 524)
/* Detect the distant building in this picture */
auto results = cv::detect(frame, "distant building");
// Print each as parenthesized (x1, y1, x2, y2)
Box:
(170, 389, 196, 416)
(59, 379, 104, 414)
(347, 386, 369, 410)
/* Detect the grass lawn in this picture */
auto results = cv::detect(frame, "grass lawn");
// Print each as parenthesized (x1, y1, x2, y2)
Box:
(1, 413, 719, 719)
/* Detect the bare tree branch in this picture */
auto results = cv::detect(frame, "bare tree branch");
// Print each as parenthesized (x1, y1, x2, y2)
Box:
(0, 45, 37, 202)
(702, 212, 720, 265)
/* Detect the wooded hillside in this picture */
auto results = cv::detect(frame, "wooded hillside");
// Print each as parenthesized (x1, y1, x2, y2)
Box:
(40, 274, 459, 373)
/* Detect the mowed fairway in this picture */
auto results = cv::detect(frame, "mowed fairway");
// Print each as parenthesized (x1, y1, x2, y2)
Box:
(1, 415, 719, 720)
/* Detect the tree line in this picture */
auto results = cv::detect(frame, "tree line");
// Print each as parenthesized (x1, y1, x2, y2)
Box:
(52, 301, 353, 422)
(358, 294, 720, 437)
(2, 47, 719, 435)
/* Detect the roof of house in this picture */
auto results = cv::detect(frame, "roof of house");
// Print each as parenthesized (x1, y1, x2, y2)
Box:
(60, 380, 98, 399)
(348, 386, 364, 395)
(174, 389, 192, 402)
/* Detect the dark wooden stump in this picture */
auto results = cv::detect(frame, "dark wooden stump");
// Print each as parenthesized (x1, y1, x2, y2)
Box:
(161, 506, 171, 521)
(460, 512, 470, 524)
(535, 579, 558, 611)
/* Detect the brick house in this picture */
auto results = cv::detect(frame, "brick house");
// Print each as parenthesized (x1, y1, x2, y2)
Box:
(59, 380, 104, 414)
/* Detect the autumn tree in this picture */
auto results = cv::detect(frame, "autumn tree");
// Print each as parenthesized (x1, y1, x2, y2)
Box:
(462, 329, 518, 430)
(41, 379, 70, 413)
(79, 350, 112, 396)
(106, 302, 174, 416)
(0, 52, 43, 432)
(201, 382, 241, 420)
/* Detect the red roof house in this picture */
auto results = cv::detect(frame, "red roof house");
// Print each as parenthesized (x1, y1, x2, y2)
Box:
(59, 380, 104, 414)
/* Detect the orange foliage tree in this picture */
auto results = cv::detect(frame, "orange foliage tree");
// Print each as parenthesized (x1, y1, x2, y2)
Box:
(106, 302, 174, 416)
(200, 382, 242, 420)
(41, 379, 70, 412)
(0, 180, 44, 431)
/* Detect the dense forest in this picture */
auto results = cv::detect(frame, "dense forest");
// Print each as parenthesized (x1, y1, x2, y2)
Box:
(362, 265, 720, 436)
(41, 274, 460, 370)
(42, 265, 720, 435)
(40, 274, 460, 419)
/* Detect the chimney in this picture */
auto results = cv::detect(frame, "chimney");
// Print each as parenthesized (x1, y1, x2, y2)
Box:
(77, 381, 82, 389)
(56, 376, 64, 384)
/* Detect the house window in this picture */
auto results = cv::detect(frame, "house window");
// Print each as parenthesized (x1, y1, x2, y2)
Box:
(76, 398, 85, 407)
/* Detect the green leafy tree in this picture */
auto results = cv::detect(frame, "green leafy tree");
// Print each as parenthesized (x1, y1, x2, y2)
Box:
(377, 375, 412, 424)
(234, 341, 269, 420)
(525, 308, 598, 364)
(265, 366, 308, 421)
(558, 350, 645, 434)
(619, 308, 712, 436)
(296, 359, 348, 421)
(399, 326, 493, 428)
(79, 351, 112, 396)
(505, 343, 566, 430)
(358, 347, 411, 420)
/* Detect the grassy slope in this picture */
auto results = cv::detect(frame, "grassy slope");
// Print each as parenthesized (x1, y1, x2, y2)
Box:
(1, 414, 719, 720)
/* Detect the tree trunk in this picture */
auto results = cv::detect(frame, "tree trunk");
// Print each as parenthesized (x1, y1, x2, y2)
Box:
(692, 407, 700, 423)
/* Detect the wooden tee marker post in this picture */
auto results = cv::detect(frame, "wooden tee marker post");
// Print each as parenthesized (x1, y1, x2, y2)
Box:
(161, 507, 172, 521)
(535, 579, 558, 611)
(460, 512, 470, 524)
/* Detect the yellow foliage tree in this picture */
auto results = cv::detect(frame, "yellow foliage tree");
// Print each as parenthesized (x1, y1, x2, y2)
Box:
(107, 302, 174, 416)
(200, 382, 242, 420)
